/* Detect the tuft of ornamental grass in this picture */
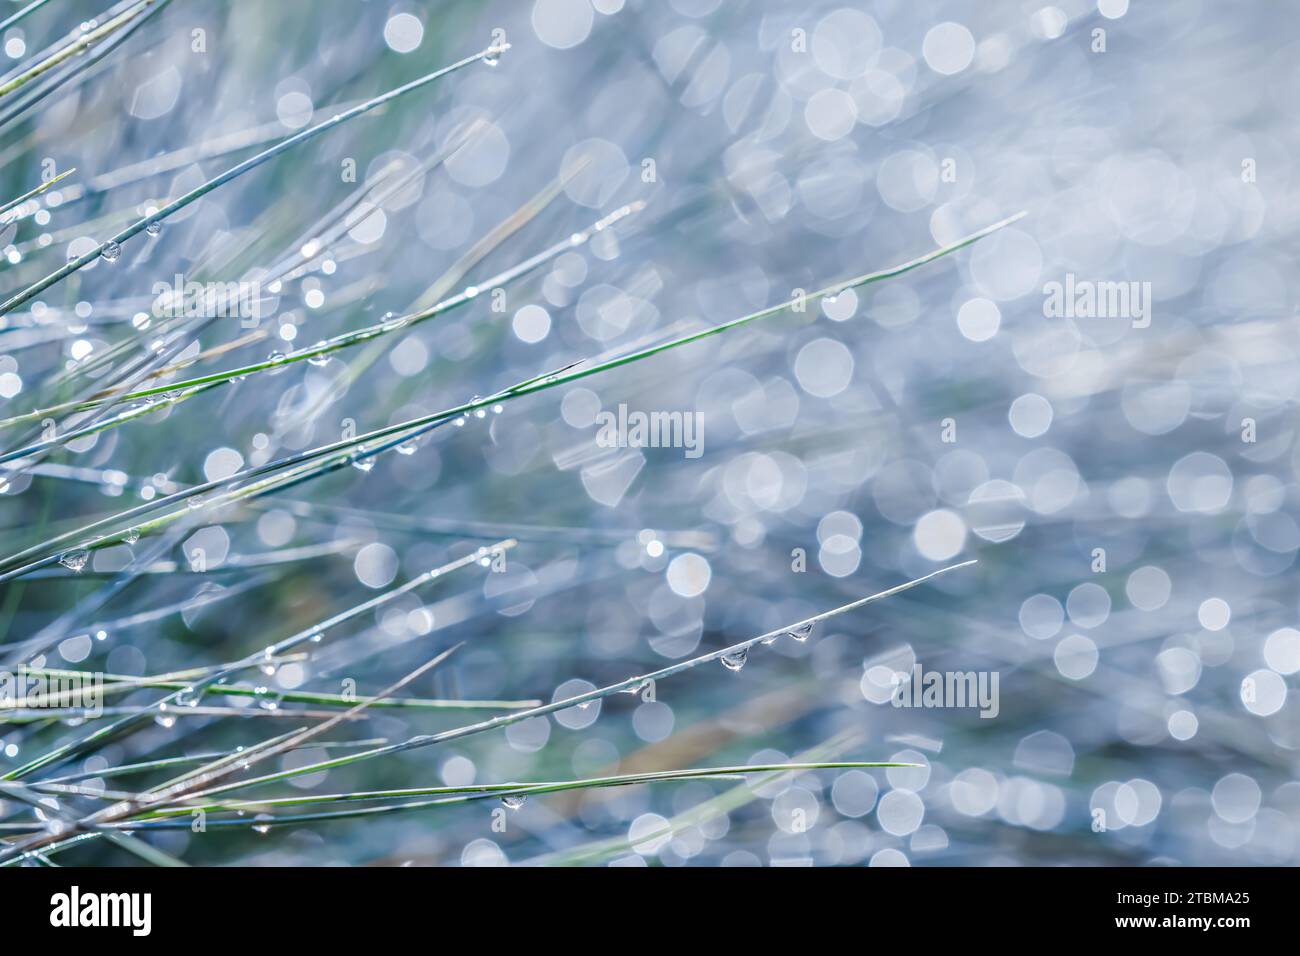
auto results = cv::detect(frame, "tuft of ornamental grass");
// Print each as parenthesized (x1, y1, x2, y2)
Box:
(0, 1, 1019, 867)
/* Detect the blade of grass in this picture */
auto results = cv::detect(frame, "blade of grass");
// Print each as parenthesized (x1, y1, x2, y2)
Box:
(6, 666, 540, 711)
(0, 541, 513, 778)
(0, 166, 75, 220)
(122, 762, 918, 827)
(0, 196, 638, 431)
(0, 0, 162, 99)
(0, 0, 60, 33)
(171, 561, 977, 802)
(0, 214, 1019, 578)
(0, 38, 510, 315)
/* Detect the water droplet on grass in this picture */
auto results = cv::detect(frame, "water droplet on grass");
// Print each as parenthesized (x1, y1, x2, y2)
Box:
(787, 622, 815, 643)
(254, 687, 280, 710)
(721, 648, 748, 672)
(58, 550, 89, 572)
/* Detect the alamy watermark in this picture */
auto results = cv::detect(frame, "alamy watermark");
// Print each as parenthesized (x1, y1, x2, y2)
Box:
(152, 273, 261, 325)
(1043, 272, 1151, 328)
(0, 668, 103, 717)
(50, 886, 151, 936)
(595, 403, 703, 459)
(891, 664, 1000, 718)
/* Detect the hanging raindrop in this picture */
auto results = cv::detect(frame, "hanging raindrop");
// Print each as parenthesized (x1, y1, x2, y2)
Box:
(58, 550, 89, 572)
(787, 622, 815, 643)
(720, 648, 748, 672)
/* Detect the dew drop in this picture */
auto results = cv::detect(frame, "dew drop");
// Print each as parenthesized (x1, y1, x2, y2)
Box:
(720, 648, 748, 672)
(500, 795, 526, 810)
(351, 453, 374, 473)
(123, 527, 140, 544)
(307, 344, 330, 366)
(252, 814, 273, 835)
(58, 550, 89, 573)
(254, 687, 280, 711)
(145, 221, 162, 237)
(101, 241, 121, 262)
(787, 622, 815, 643)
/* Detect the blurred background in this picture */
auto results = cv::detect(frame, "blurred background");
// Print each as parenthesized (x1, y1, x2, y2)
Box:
(1, 0, 1298, 866)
